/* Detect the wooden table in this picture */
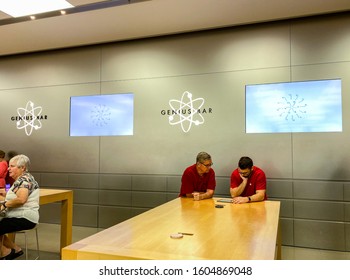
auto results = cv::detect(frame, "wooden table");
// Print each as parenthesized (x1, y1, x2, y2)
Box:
(62, 197, 280, 260)
(39, 188, 73, 251)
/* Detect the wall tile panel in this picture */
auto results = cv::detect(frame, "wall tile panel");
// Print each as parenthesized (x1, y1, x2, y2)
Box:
(98, 206, 132, 228)
(99, 174, 132, 190)
(99, 190, 132, 206)
(267, 180, 293, 198)
(73, 189, 99, 204)
(294, 181, 343, 201)
(344, 183, 350, 201)
(294, 220, 345, 251)
(166, 176, 181, 193)
(132, 192, 167, 208)
(294, 200, 344, 221)
(132, 176, 167, 192)
(40, 173, 69, 188)
(69, 174, 99, 189)
(73, 204, 98, 227)
(280, 218, 294, 246)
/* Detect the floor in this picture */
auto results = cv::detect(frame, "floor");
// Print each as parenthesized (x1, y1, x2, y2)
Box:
(12, 223, 350, 260)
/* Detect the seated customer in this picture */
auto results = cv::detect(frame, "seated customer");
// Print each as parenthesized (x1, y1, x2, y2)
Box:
(0, 154, 39, 260)
(179, 151, 216, 200)
(230, 156, 267, 204)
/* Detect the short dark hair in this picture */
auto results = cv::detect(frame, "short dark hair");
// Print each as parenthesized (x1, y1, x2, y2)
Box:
(238, 156, 253, 169)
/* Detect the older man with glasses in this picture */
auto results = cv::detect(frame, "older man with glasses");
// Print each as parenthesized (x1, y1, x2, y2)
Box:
(230, 156, 267, 204)
(179, 151, 216, 200)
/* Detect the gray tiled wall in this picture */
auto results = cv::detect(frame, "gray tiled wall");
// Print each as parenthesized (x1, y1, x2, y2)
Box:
(268, 180, 350, 251)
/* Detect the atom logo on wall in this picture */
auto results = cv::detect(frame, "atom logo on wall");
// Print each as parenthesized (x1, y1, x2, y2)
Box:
(15, 101, 46, 136)
(168, 91, 205, 133)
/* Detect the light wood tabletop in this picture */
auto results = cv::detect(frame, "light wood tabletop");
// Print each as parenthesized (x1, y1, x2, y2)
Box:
(62, 197, 280, 260)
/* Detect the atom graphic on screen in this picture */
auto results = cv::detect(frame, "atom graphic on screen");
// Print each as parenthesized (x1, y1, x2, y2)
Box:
(277, 94, 307, 121)
(16, 101, 43, 136)
(168, 91, 205, 133)
(90, 104, 111, 127)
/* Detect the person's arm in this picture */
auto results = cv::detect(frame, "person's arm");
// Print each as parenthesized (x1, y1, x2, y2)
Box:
(244, 169, 266, 203)
(1, 187, 29, 211)
(233, 189, 266, 204)
(230, 173, 248, 198)
(232, 173, 266, 204)
(193, 189, 214, 200)
(248, 189, 265, 202)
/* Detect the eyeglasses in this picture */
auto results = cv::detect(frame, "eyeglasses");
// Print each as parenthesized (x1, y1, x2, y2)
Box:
(201, 162, 213, 168)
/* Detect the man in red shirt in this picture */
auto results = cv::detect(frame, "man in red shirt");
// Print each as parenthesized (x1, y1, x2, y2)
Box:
(230, 156, 267, 204)
(179, 152, 216, 200)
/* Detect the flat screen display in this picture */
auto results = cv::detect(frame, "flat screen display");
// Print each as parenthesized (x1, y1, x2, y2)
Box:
(245, 79, 342, 133)
(70, 93, 134, 136)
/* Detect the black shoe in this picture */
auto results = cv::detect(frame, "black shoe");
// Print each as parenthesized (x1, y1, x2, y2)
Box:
(0, 249, 16, 260)
(13, 250, 24, 259)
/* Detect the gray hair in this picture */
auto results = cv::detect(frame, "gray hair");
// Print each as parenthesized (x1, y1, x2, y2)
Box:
(196, 152, 212, 163)
(10, 154, 31, 171)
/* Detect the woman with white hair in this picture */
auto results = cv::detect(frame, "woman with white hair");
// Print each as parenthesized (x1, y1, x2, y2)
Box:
(0, 154, 39, 260)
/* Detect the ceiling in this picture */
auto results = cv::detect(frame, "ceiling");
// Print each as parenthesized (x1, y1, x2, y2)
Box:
(1, 0, 350, 57)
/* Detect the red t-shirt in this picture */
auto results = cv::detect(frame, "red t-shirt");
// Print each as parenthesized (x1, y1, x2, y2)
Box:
(179, 164, 216, 197)
(230, 166, 267, 200)
(0, 160, 8, 188)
